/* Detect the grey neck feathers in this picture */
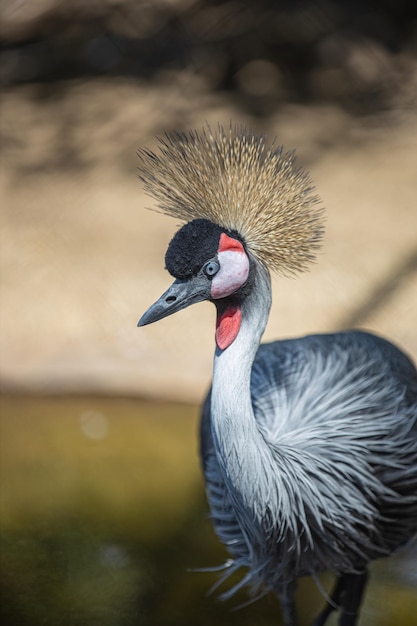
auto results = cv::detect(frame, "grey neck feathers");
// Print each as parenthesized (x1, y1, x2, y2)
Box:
(210, 261, 275, 526)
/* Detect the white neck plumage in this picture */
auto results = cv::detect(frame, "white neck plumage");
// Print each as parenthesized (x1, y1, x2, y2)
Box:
(210, 262, 275, 526)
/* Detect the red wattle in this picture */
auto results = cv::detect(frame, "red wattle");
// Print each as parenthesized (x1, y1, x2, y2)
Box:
(215, 306, 242, 350)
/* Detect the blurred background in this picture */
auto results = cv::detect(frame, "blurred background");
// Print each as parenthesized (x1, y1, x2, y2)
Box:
(1, 1, 417, 624)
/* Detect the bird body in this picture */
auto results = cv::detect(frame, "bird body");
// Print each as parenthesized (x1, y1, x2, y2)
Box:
(137, 126, 417, 625)
(202, 329, 417, 596)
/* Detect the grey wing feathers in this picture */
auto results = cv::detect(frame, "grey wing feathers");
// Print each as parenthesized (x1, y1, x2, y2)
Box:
(250, 331, 417, 445)
(251, 331, 417, 549)
(200, 330, 417, 586)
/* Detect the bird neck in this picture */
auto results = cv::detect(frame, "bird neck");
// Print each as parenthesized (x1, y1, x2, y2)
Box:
(210, 261, 274, 516)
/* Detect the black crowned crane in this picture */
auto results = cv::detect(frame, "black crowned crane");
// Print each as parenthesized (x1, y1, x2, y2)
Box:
(137, 125, 417, 626)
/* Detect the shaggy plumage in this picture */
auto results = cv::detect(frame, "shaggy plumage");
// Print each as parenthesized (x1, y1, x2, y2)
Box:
(137, 124, 324, 276)
(201, 331, 417, 600)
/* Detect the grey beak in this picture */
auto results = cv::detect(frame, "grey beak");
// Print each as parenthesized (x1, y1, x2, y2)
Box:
(138, 276, 210, 327)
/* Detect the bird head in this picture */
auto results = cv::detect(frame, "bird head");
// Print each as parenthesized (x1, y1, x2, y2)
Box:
(137, 125, 324, 349)
(138, 218, 253, 349)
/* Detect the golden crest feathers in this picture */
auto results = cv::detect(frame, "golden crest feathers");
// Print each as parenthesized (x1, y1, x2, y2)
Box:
(137, 124, 324, 276)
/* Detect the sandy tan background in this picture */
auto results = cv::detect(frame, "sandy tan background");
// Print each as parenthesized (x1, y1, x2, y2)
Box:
(1, 74, 417, 402)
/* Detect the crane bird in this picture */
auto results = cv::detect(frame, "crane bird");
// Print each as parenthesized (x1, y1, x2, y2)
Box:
(137, 125, 417, 626)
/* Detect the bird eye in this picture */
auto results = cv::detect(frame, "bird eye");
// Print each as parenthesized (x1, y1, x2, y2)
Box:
(203, 260, 220, 278)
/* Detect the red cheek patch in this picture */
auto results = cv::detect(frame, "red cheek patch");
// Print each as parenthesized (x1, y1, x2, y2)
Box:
(215, 305, 242, 350)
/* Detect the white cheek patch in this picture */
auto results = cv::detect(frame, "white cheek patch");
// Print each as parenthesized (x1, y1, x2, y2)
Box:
(211, 250, 250, 299)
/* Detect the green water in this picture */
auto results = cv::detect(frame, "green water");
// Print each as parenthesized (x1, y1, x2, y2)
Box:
(0, 395, 415, 626)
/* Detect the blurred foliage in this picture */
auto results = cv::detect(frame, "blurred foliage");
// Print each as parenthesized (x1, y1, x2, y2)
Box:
(1, 0, 417, 115)
(0, 394, 416, 626)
